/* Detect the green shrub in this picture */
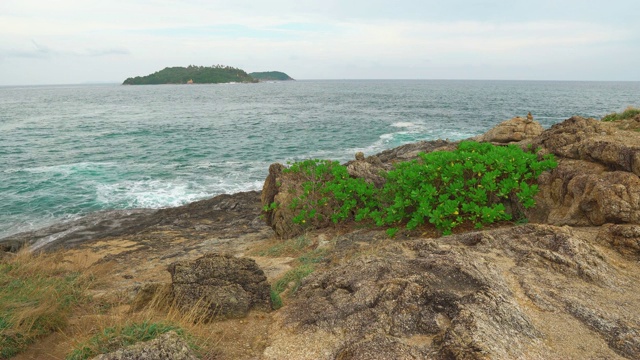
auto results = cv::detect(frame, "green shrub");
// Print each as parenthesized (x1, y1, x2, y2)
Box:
(274, 159, 376, 228)
(277, 141, 556, 236)
(66, 321, 188, 360)
(601, 106, 640, 122)
(370, 141, 557, 234)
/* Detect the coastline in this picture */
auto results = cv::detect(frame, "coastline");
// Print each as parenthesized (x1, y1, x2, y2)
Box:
(3, 113, 640, 359)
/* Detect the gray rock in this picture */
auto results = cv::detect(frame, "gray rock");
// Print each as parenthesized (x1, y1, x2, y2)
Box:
(168, 253, 271, 319)
(91, 331, 198, 360)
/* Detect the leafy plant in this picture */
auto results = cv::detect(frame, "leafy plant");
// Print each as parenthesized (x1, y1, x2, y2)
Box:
(278, 141, 556, 236)
(271, 159, 376, 229)
(369, 141, 557, 234)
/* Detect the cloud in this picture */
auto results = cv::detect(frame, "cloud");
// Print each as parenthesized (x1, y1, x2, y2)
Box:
(81, 48, 131, 57)
(0, 40, 130, 59)
(0, 0, 638, 83)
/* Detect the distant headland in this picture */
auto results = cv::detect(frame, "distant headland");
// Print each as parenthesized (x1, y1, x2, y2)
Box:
(248, 71, 294, 81)
(122, 65, 294, 85)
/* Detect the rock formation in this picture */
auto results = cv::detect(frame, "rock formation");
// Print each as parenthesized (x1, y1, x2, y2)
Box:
(473, 115, 543, 143)
(92, 331, 198, 360)
(5, 113, 640, 359)
(264, 225, 640, 359)
(528, 116, 640, 226)
(168, 253, 272, 319)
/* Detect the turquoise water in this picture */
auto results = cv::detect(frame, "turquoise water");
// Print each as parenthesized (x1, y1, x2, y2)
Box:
(1, 80, 639, 238)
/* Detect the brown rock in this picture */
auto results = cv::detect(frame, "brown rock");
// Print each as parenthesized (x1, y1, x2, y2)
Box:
(346, 154, 387, 188)
(374, 139, 455, 163)
(597, 224, 640, 259)
(261, 163, 311, 239)
(264, 225, 640, 359)
(168, 253, 271, 319)
(474, 116, 544, 143)
(530, 159, 640, 226)
(531, 116, 640, 176)
(531, 116, 607, 154)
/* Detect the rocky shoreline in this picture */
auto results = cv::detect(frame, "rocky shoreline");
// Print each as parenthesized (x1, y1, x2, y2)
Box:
(2, 113, 640, 359)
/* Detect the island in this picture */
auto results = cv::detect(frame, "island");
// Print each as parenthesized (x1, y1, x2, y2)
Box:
(122, 65, 294, 85)
(248, 71, 294, 81)
(122, 65, 257, 85)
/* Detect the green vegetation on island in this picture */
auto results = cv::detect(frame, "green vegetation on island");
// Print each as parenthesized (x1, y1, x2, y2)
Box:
(248, 71, 294, 81)
(122, 65, 257, 85)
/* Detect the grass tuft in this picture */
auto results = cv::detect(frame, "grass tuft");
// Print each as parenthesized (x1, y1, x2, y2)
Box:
(252, 236, 311, 258)
(65, 320, 189, 360)
(0, 250, 98, 358)
(601, 106, 640, 122)
(272, 264, 315, 295)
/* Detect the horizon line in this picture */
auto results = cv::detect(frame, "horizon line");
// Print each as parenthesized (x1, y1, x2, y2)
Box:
(2, 78, 640, 87)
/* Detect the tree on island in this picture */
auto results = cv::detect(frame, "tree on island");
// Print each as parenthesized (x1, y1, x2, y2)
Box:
(248, 71, 294, 81)
(122, 65, 257, 85)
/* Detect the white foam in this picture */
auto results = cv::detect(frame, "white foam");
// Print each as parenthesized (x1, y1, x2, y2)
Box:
(95, 177, 264, 209)
(390, 121, 417, 128)
(21, 162, 114, 175)
(96, 180, 209, 208)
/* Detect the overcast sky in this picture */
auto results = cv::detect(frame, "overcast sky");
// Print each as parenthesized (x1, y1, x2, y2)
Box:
(1, 0, 638, 85)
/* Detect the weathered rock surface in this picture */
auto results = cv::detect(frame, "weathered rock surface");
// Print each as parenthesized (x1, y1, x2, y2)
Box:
(473, 115, 544, 143)
(261, 163, 305, 239)
(526, 116, 640, 226)
(0, 190, 267, 252)
(168, 253, 272, 319)
(374, 139, 456, 163)
(597, 223, 640, 259)
(346, 154, 387, 188)
(92, 331, 198, 360)
(264, 224, 640, 359)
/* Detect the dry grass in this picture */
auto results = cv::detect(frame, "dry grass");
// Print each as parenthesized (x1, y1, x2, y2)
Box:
(63, 283, 228, 359)
(248, 235, 313, 258)
(0, 249, 107, 358)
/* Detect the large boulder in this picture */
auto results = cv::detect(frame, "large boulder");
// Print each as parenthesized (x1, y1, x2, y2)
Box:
(529, 159, 640, 226)
(168, 253, 271, 319)
(474, 115, 544, 143)
(264, 225, 640, 359)
(92, 331, 198, 360)
(526, 116, 640, 227)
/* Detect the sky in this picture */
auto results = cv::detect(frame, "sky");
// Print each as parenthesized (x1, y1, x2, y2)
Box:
(1, 0, 639, 85)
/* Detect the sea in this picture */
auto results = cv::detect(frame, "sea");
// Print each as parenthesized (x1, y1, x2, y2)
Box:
(1, 80, 639, 240)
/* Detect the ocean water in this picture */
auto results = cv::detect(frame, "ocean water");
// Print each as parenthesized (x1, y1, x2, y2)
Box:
(1, 80, 639, 239)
